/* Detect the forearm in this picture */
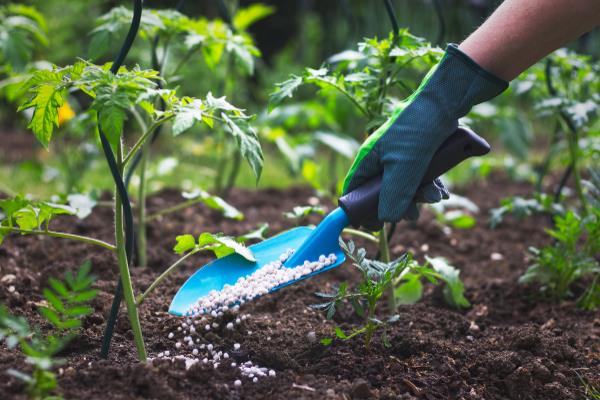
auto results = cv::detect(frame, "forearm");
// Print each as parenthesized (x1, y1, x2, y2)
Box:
(459, 0, 600, 81)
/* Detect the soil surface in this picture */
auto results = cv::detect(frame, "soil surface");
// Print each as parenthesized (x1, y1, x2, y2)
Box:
(0, 175, 598, 400)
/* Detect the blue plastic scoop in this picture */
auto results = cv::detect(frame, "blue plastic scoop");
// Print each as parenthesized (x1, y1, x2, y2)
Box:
(169, 128, 489, 316)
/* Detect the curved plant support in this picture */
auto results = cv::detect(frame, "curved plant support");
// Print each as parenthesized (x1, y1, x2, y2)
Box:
(100, 0, 145, 360)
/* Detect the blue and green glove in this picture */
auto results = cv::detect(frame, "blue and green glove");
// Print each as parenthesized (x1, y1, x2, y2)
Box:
(343, 44, 508, 227)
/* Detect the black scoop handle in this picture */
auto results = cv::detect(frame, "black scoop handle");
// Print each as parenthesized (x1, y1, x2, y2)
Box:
(338, 126, 490, 228)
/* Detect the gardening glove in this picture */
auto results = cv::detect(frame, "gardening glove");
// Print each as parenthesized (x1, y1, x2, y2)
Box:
(343, 44, 508, 228)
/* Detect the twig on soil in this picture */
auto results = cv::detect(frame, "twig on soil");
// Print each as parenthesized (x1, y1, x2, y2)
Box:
(292, 383, 316, 392)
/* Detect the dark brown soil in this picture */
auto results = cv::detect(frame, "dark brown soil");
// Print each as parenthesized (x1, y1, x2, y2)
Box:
(0, 175, 598, 400)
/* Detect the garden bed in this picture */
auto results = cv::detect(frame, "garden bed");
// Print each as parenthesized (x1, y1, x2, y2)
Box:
(0, 175, 598, 400)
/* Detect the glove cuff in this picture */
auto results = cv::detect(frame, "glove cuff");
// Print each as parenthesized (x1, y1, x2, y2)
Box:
(420, 44, 509, 119)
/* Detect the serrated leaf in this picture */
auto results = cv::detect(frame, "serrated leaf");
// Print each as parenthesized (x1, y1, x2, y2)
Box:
(20, 83, 66, 148)
(221, 113, 263, 180)
(174, 234, 196, 255)
(268, 76, 303, 111)
(172, 99, 203, 136)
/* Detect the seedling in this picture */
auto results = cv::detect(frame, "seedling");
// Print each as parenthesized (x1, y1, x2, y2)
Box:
(314, 240, 470, 347)
(521, 210, 600, 309)
(0, 262, 97, 400)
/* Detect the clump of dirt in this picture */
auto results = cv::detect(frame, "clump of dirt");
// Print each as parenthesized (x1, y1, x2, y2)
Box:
(0, 175, 598, 399)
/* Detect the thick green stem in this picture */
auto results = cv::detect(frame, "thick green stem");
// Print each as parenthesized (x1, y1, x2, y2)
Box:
(379, 223, 396, 311)
(136, 248, 200, 306)
(123, 117, 172, 166)
(0, 227, 116, 252)
(115, 143, 147, 361)
(136, 145, 149, 268)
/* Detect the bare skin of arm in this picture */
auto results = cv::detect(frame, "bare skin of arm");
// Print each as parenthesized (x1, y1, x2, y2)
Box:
(459, 0, 600, 81)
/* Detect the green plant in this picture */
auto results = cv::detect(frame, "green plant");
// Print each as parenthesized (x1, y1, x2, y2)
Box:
(313, 240, 469, 348)
(87, 4, 271, 268)
(521, 210, 600, 309)
(9, 40, 263, 359)
(0, 262, 98, 400)
(489, 193, 565, 228)
(0, 4, 47, 73)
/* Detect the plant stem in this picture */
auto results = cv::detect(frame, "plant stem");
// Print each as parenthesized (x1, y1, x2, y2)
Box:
(0, 227, 116, 252)
(146, 198, 203, 222)
(137, 144, 149, 268)
(123, 117, 172, 166)
(114, 142, 147, 361)
(342, 228, 379, 243)
(136, 248, 200, 306)
(379, 223, 396, 311)
(311, 76, 370, 118)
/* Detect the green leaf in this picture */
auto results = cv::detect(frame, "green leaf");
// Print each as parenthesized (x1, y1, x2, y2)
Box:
(98, 106, 126, 146)
(233, 4, 275, 30)
(19, 82, 66, 148)
(268, 76, 303, 111)
(237, 224, 269, 242)
(394, 273, 423, 305)
(426, 256, 470, 309)
(320, 337, 333, 346)
(334, 326, 347, 339)
(72, 289, 98, 303)
(47, 278, 68, 298)
(174, 234, 196, 255)
(198, 232, 256, 262)
(283, 205, 325, 221)
(64, 306, 93, 317)
(38, 307, 61, 328)
(444, 210, 476, 229)
(182, 189, 244, 220)
(172, 99, 203, 136)
(43, 288, 65, 312)
(221, 113, 263, 181)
